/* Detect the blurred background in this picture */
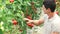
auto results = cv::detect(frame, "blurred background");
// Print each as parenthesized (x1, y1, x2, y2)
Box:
(0, 0, 60, 34)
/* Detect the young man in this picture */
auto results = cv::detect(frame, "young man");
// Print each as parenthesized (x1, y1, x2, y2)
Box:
(24, 0, 60, 34)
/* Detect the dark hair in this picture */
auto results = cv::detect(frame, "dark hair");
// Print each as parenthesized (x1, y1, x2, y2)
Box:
(43, 0, 56, 12)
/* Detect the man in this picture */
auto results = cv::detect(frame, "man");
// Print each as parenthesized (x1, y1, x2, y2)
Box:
(24, 0, 60, 34)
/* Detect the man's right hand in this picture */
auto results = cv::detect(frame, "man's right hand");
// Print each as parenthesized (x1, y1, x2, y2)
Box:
(24, 18, 30, 22)
(24, 18, 33, 24)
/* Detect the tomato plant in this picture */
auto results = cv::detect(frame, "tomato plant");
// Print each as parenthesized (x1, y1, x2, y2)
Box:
(0, 0, 44, 34)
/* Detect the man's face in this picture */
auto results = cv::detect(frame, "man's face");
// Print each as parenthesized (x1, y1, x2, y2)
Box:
(42, 5, 50, 14)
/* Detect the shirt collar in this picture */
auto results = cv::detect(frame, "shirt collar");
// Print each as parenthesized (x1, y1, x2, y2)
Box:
(48, 14, 57, 21)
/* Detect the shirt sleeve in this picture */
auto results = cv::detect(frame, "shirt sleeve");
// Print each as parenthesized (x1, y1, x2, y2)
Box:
(39, 11, 48, 20)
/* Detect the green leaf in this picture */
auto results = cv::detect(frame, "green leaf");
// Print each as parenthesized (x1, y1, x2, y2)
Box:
(0, 29, 3, 34)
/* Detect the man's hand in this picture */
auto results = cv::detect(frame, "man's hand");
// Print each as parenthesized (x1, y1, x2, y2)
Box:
(24, 18, 33, 24)
(24, 18, 30, 22)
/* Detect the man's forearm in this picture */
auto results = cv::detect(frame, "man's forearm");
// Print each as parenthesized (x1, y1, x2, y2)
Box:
(51, 32, 59, 34)
(30, 19, 44, 26)
(24, 18, 44, 26)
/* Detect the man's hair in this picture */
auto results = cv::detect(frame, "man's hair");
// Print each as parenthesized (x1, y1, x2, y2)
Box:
(43, 0, 56, 12)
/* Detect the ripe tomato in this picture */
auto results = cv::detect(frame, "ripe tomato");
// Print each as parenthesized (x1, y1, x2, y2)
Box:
(10, 0, 14, 3)
(54, 0, 56, 2)
(27, 23, 34, 27)
(12, 19, 17, 25)
(55, 11, 59, 15)
(27, 16, 32, 20)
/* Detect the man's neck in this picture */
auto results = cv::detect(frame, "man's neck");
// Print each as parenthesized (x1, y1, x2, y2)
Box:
(48, 12, 54, 19)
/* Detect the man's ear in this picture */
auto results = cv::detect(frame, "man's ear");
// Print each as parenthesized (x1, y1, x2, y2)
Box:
(47, 8, 51, 13)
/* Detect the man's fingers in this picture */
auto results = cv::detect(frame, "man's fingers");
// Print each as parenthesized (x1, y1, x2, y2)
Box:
(24, 18, 29, 22)
(26, 22, 30, 24)
(23, 18, 28, 20)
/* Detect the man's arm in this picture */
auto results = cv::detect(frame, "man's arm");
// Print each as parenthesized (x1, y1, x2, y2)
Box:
(24, 18, 44, 26)
(51, 32, 59, 34)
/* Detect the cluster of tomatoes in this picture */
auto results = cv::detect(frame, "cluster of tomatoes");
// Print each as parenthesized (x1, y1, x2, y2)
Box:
(26, 15, 34, 28)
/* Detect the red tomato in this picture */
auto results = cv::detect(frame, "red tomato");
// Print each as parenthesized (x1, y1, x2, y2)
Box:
(12, 19, 17, 25)
(54, 0, 56, 2)
(10, 0, 14, 3)
(55, 11, 59, 15)
(27, 23, 34, 27)
(27, 16, 32, 20)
